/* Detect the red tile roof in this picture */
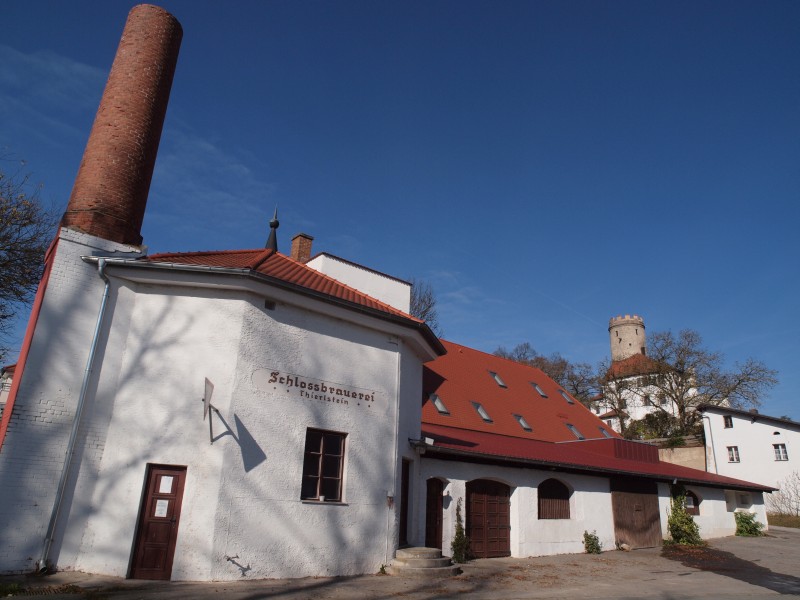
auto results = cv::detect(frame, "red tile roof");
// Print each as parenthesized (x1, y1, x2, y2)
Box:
(606, 353, 662, 378)
(423, 340, 619, 443)
(420, 423, 774, 492)
(144, 248, 420, 322)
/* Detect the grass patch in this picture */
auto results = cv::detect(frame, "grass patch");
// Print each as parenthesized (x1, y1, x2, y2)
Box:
(767, 513, 800, 528)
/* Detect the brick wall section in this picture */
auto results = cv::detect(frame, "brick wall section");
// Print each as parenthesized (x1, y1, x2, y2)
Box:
(291, 233, 314, 263)
(62, 4, 182, 245)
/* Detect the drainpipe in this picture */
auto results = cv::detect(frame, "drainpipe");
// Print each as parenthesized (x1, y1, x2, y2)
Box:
(385, 339, 402, 565)
(702, 414, 718, 474)
(37, 258, 111, 573)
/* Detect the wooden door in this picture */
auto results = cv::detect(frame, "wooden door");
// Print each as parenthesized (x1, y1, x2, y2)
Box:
(466, 479, 511, 558)
(425, 478, 444, 549)
(130, 465, 186, 580)
(611, 477, 662, 549)
(399, 459, 411, 547)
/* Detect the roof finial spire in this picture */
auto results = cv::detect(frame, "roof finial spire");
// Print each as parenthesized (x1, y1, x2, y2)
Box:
(265, 207, 279, 251)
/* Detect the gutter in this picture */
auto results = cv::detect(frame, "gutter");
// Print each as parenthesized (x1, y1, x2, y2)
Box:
(420, 443, 776, 493)
(37, 258, 112, 573)
(80, 256, 446, 356)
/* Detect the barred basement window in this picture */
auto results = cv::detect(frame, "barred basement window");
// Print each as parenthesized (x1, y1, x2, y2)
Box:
(538, 478, 571, 519)
(301, 428, 345, 502)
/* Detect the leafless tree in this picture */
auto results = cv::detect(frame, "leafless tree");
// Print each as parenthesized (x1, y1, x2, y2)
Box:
(0, 160, 58, 358)
(495, 343, 597, 406)
(767, 471, 800, 517)
(409, 278, 442, 338)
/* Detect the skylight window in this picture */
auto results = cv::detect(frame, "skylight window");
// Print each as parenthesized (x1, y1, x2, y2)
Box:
(513, 414, 532, 432)
(471, 401, 493, 423)
(559, 389, 575, 404)
(566, 423, 585, 440)
(599, 427, 612, 438)
(488, 371, 507, 388)
(530, 382, 548, 398)
(429, 393, 450, 416)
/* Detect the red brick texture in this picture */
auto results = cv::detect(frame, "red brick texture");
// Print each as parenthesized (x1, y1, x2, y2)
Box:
(62, 4, 182, 245)
(291, 233, 314, 263)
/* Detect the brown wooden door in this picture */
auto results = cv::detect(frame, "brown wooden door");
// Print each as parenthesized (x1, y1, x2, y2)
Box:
(130, 465, 186, 580)
(399, 459, 411, 547)
(466, 479, 511, 558)
(425, 478, 444, 549)
(610, 477, 662, 549)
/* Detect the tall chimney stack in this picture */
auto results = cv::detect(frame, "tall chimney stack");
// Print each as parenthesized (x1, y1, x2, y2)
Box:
(291, 233, 314, 263)
(62, 4, 182, 245)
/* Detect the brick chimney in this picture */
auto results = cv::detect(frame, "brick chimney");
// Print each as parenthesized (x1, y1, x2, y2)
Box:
(61, 4, 182, 245)
(291, 233, 314, 263)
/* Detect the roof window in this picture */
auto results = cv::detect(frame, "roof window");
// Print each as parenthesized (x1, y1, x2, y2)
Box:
(471, 401, 493, 423)
(513, 413, 532, 432)
(559, 389, 575, 404)
(599, 427, 612, 438)
(488, 371, 507, 388)
(530, 382, 548, 398)
(429, 393, 449, 416)
(566, 423, 585, 440)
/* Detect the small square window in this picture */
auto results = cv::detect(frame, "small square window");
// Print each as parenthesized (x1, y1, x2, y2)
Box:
(727, 446, 740, 463)
(513, 413, 532, 432)
(472, 401, 493, 423)
(301, 428, 346, 502)
(723, 415, 733, 428)
(530, 382, 548, 398)
(774, 443, 788, 461)
(566, 423, 584, 440)
(429, 393, 450, 416)
(488, 371, 507, 388)
(559, 390, 574, 405)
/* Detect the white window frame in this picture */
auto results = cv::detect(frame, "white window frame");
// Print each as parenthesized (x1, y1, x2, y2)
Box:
(774, 443, 788, 461)
(727, 446, 740, 463)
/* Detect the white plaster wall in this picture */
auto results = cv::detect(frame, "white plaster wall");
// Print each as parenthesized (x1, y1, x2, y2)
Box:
(305, 254, 411, 313)
(419, 460, 617, 558)
(702, 409, 799, 489)
(0, 229, 143, 573)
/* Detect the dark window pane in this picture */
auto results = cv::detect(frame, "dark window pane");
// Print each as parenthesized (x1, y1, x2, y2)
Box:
(322, 455, 341, 478)
(324, 434, 343, 456)
(321, 478, 341, 501)
(305, 430, 323, 453)
(303, 454, 320, 477)
(301, 477, 318, 500)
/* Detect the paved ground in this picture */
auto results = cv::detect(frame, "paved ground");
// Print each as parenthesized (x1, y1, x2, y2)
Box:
(2, 527, 799, 599)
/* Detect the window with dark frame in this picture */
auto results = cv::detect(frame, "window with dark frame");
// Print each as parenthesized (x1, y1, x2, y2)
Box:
(301, 428, 345, 502)
(538, 478, 571, 519)
(774, 443, 788, 461)
(723, 415, 733, 428)
(684, 491, 700, 516)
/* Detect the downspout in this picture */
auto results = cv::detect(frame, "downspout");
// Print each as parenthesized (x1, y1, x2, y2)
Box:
(37, 258, 111, 573)
(385, 339, 402, 565)
(702, 414, 718, 474)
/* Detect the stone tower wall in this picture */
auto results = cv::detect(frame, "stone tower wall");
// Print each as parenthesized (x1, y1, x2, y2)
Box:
(609, 314, 646, 361)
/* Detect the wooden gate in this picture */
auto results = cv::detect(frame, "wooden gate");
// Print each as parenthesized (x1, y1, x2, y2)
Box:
(610, 477, 662, 549)
(425, 478, 444, 549)
(466, 479, 511, 558)
(130, 465, 186, 580)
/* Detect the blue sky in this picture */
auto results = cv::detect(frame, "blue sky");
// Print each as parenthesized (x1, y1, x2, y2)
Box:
(2, 1, 798, 419)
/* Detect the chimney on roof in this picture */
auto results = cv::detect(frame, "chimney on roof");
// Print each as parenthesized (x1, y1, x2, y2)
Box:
(61, 4, 182, 246)
(291, 233, 314, 262)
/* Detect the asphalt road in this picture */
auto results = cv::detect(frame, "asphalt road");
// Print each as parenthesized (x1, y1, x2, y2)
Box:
(3, 527, 799, 599)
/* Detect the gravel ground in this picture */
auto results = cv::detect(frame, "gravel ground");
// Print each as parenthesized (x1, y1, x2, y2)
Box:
(2, 527, 798, 599)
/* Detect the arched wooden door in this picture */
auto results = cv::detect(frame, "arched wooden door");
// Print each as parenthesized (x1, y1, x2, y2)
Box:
(466, 479, 511, 558)
(425, 478, 444, 549)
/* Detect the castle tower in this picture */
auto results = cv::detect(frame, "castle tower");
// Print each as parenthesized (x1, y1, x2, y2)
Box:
(61, 4, 183, 245)
(609, 314, 646, 362)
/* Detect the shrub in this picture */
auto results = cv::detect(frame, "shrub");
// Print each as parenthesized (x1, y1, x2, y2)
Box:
(583, 530, 602, 554)
(667, 494, 703, 545)
(451, 497, 471, 563)
(734, 511, 765, 536)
